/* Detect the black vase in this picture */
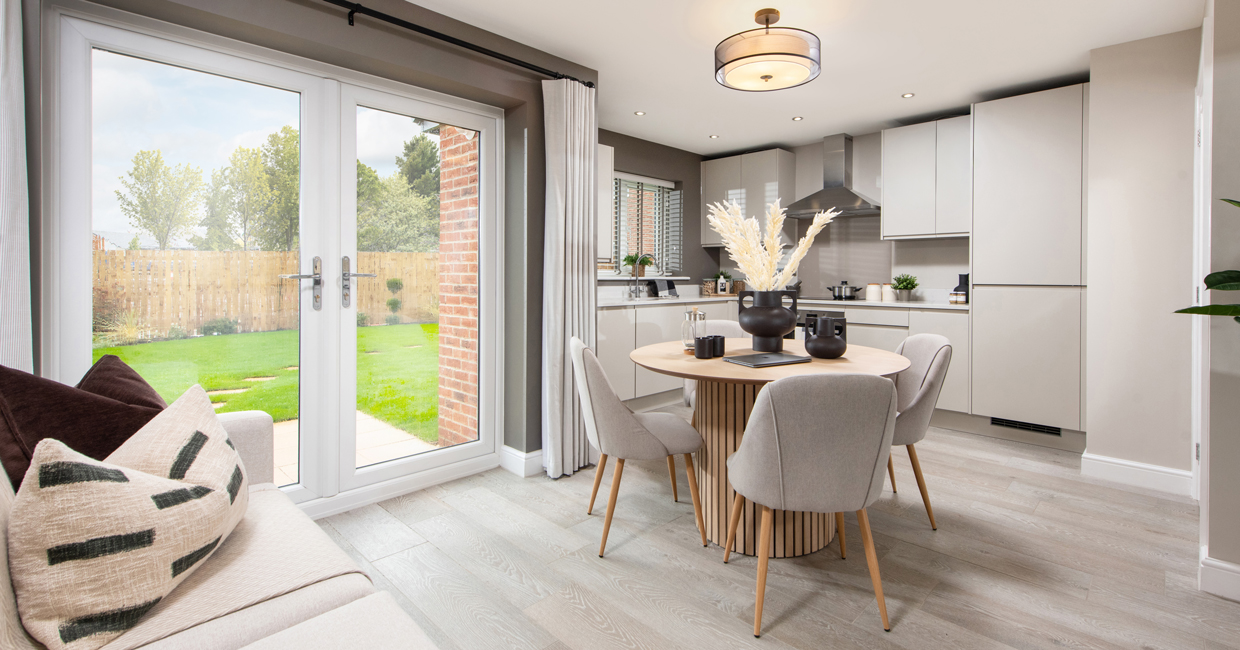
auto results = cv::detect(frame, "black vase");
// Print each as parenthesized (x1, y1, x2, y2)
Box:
(737, 290, 798, 352)
(805, 317, 847, 359)
(954, 273, 970, 303)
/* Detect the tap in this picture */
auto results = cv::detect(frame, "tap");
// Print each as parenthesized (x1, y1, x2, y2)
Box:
(628, 254, 655, 300)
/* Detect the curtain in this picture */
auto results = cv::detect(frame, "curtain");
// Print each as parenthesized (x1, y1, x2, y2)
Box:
(541, 79, 597, 478)
(0, 0, 31, 372)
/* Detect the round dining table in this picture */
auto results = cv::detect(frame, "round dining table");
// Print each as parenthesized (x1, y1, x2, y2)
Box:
(630, 339, 910, 558)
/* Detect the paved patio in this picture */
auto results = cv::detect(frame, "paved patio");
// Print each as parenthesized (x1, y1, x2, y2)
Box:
(272, 412, 437, 486)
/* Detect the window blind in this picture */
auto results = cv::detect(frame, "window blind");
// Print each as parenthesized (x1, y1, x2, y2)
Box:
(605, 178, 681, 276)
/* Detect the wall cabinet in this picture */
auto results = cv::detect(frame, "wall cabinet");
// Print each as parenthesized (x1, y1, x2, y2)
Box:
(973, 84, 1085, 285)
(701, 149, 796, 248)
(908, 310, 970, 414)
(971, 286, 1082, 430)
(881, 116, 972, 239)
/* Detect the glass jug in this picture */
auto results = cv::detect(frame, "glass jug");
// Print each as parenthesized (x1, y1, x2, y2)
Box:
(682, 307, 705, 349)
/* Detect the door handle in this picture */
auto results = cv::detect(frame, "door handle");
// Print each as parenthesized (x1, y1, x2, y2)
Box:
(341, 256, 377, 308)
(279, 256, 322, 311)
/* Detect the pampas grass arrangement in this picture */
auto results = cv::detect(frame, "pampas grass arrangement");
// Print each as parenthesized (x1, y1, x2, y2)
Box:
(706, 199, 839, 291)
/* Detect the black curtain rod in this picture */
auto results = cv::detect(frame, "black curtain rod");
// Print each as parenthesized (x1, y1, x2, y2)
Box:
(322, 0, 596, 88)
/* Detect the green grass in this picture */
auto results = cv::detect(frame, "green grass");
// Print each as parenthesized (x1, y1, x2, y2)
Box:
(92, 323, 441, 443)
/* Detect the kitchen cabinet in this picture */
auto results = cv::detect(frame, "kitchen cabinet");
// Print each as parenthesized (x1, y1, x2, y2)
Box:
(908, 309, 970, 413)
(596, 306, 636, 401)
(598, 145, 615, 263)
(701, 149, 796, 248)
(881, 116, 972, 239)
(971, 286, 1082, 430)
(846, 324, 909, 353)
(973, 84, 1085, 285)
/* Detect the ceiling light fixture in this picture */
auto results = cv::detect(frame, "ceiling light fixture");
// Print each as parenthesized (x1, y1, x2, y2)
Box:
(792, 116, 803, 121)
(634, 111, 645, 116)
(710, 135, 720, 139)
(715, 8, 820, 92)
(902, 93, 915, 98)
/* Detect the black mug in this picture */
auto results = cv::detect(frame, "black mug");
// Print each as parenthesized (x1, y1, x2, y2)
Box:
(712, 335, 725, 357)
(694, 337, 714, 359)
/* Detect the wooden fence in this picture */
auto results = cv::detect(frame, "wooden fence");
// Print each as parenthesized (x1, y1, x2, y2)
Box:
(93, 250, 439, 339)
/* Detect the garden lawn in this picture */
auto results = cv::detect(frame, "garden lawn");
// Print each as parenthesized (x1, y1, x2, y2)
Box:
(93, 323, 441, 443)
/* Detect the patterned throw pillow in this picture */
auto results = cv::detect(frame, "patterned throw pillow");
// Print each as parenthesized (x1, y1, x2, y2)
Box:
(6, 386, 248, 650)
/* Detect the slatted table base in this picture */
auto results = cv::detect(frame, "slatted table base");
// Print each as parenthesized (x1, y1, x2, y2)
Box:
(694, 379, 834, 558)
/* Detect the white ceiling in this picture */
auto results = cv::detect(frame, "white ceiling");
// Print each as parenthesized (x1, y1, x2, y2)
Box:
(409, 0, 1206, 156)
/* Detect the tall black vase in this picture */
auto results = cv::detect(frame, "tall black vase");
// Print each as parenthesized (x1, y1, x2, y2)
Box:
(737, 290, 798, 352)
(954, 273, 970, 303)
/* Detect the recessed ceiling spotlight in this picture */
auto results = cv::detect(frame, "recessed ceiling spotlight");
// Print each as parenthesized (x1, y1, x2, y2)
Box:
(709, 135, 720, 139)
(792, 116, 803, 121)
(634, 111, 645, 116)
(902, 93, 915, 98)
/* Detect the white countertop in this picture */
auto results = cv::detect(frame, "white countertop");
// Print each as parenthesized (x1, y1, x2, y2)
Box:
(598, 296, 968, 311)
(598, 296, 735, 308)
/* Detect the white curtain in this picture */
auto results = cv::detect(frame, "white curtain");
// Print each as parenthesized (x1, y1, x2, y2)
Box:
(0, 0, 31, 372)
(541, 79, 597, 478)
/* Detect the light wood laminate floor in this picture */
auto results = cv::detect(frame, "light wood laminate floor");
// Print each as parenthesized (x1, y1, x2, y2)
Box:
(318, 414, 1238, 650)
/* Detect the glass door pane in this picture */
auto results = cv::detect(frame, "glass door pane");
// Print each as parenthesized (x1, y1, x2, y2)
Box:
(351, 105, 480, 469)
(90, 50, 303, 486)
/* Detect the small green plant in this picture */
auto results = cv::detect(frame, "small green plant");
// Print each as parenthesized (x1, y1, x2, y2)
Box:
(387, 297, 402, 315)
(385, 314, 401, 326)
(892, 274, 919, 291)
(712, 270, 733, 280)
(357, 312, 370, 327)
(201, 318, 238, 336)
(1179, 199, 1240, 323)
(166, 325, 189, 340)
(127, 235, 140, 250)
(108, 310, 144, 344)
(623, 253, 654, 267)
(386, 278, 404, 294)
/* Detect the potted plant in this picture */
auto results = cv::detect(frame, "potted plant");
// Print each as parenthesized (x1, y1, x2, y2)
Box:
(623, 253, 655, 278)
(892, 274, 918, 302)
(1178, 199, 1240, 322)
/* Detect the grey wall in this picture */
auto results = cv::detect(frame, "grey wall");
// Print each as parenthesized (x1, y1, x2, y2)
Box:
(23, 0, 597, 452)
(1209, 0, 1240, 567)
(1085, 28, 1199, 472)
(598, 129, 717, 281)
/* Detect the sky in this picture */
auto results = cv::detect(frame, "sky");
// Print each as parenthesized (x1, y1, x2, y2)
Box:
(92, 50, 437, 245)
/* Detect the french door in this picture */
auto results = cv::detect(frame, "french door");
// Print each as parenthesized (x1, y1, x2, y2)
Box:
(46, 14, 503, 510)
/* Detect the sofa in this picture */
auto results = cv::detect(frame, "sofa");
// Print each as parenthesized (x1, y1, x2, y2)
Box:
(0, 410, 436, 649)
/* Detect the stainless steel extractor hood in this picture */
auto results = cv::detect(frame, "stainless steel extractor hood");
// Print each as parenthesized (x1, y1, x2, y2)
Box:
(785, 134, 880, 218)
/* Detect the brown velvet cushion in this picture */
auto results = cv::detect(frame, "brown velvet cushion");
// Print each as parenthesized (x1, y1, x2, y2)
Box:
(76, 355, 167, 409)
(0, 360, 164, 490)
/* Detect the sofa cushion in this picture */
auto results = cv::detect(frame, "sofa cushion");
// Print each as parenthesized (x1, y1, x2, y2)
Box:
(0, 468, 41, 650)
(238, 592, 437, 650)
(0, 362, 163, 489)
(98, 485, 365, 650)
(8, 387, 248, 650)
(76, 356, 167, 410)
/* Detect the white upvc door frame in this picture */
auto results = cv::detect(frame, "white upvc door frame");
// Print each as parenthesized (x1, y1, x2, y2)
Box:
(42, 6, 504, 517)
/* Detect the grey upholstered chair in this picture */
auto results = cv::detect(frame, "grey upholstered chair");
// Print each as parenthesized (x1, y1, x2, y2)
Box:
(569, 337, 708, 557)
(724, 373, 898, 634)
(683, 320, 749, 408)
(887, 334, 952, 530)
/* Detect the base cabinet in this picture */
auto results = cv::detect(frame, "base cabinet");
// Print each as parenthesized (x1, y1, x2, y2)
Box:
(598, 302, 737, 400)
(596, 307, 637, 400)
(846, 324, 909, 353)
(971, 286, 1082, 430)
(908, 310, 970, 413)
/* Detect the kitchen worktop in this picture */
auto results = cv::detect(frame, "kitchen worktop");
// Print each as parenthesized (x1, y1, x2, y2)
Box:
(597, 296, 969, 311)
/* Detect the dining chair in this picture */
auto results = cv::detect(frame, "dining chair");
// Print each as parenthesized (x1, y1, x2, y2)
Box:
(888, 334, 952, 530)
(568, 337, 708, 557)
(724, 373, 898, 634)
(683, 319, 749, 409)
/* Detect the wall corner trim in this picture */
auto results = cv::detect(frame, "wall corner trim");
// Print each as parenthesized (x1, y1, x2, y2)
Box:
(1080, 452, 1193, 496)
(500, 445, 544, 477)
(1200, 555, 1240, 602)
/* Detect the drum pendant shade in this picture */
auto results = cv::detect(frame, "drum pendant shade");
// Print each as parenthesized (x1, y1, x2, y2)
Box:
(715, 25, 820, 92)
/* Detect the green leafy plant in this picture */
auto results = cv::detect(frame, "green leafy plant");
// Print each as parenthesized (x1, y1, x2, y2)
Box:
(357, 312, 370, 327)
(385, 314, 401, 326)
(166, 325, 189, 340)
(386, 278, 404, 294)
(712, 270, 733, 280)
(892, 274, 919, 290)
(1178, 199, 1240, 322)
(387, 297, 403, 315)
(202, 318, 238, 336)
(622, 253, 654, 267)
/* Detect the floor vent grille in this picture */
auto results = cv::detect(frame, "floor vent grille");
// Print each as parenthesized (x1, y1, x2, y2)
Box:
(990, 417, 1062, 436)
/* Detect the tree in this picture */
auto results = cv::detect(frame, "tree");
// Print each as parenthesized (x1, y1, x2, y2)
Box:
(395, 133, 440, 198)
(357, 160, 381, 206)
(190, 168, 236, 251)
(127, 235, 140, 250)
(357, 174, 438, 253)
(115, 150, 204, 250)
(225, 146, 271, 251)
(255, 126, 300, 251)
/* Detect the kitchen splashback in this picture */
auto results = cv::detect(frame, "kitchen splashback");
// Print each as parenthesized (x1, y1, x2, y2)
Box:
(791, 215, 893, 293)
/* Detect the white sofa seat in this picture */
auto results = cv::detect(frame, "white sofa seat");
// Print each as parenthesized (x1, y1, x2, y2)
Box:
(239, 592, 436, 650)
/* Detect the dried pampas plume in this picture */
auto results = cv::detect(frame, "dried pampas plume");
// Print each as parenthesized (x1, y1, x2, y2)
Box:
(706, 199, 838, 291)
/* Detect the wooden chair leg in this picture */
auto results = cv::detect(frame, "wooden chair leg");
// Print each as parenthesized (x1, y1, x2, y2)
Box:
(599, 459, 625, 557)
(887, 455, 897, 493)
(666, 455, 679, 502)
(691, 410, 697, 428)
(907, 444, 937, 530)
(835, 512, 846, 559)
(857, 508, 890, 631)
(587, 454, 608, 515)
(753, 506, 774, 637)
(683, 453, 707, 547)
(724, 492, 744, 563)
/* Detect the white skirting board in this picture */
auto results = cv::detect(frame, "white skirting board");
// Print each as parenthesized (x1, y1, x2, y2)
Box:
(500, 445, 544, 477)
(1080, 452, 1193, 496)
(1201, 555, 1240, 602)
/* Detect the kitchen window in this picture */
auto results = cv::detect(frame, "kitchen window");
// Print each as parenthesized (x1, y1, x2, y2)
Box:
(600, 172, 682, 276)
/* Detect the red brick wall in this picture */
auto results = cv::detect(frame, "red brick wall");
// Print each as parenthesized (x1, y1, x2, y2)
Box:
(436, 126, 480, 447)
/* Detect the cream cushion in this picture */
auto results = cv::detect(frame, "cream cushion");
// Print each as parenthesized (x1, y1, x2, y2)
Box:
(7, 386, 248, 650)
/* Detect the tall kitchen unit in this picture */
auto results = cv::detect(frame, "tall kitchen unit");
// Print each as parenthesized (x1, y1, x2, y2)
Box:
(971, 84, 1088, 434)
